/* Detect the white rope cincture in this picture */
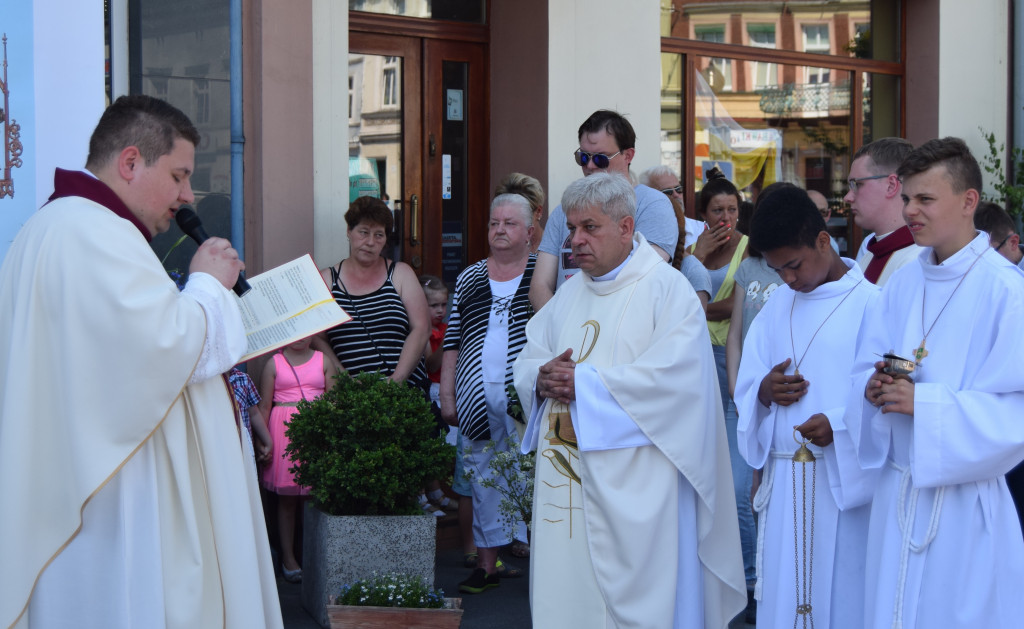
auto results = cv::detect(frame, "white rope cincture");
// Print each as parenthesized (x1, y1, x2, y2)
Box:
(887, 459, 945, 629)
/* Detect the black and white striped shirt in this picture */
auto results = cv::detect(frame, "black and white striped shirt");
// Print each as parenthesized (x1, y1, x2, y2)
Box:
(326, 259, 429, 389)
(443, 255, 535, 441)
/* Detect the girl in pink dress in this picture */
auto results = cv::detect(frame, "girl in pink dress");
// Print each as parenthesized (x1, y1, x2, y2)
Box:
(259, 336, 339, 582)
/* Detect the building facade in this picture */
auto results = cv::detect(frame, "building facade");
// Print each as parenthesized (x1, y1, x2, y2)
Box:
(0, 0, 1014, 276)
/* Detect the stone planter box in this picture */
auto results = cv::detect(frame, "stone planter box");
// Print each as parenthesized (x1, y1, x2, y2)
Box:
(327, 598, 463, 629)
(302, 505, 437, 628)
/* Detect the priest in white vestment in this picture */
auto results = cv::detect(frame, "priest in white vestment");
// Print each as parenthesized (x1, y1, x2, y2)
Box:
(0, 96, 282, 629)
(844, 137, 922, 287)
(734, 186, 880, 629)
(513, 173, 746, 629)
(834, 138, 1024, 628)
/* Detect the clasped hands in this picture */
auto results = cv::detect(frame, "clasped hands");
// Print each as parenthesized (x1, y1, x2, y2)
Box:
(865, 360, 915, 416)
(538, 348, 576, 405)
(758, 358, 833, 446)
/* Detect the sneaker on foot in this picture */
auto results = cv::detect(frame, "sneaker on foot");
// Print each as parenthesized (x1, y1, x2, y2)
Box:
(458, 568, 499, 594)
(436, 496, 459, 511)
(418, 494, 445, 517)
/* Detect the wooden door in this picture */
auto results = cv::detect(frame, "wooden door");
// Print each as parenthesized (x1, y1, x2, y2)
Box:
(348, 32, 487, 284)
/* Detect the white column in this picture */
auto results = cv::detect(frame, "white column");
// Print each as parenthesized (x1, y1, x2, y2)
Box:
(546, 0, 663, 206)
(938, 0, 1008, 192)
(311, 0, 350, 269)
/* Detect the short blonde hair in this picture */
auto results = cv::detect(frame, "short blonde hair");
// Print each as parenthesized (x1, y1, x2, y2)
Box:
(494, 172, 545, 213)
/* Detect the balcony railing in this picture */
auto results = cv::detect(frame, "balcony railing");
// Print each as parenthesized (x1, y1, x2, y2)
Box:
(758, 80, 855, 116)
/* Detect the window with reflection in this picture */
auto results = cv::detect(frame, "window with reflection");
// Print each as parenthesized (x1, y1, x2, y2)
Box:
(695, 25, 732, 90)
(382, 56, 399, 108)
(694, 58, 853, 202)
(129, 0, 233, 271)
(660, 0, 902, 253)
(661, 0, 896, 62)
(349, 0, 485, 23)
(747, 24, 777, 90)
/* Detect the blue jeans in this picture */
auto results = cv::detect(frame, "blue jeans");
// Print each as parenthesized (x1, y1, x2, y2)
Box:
(713, 344, 756, 584)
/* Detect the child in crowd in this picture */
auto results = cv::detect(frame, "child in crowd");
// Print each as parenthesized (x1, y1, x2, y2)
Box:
(228, 367, 272, 471)
(419, 275, 477, 564)
(259, 335, 340, 583)
(734, 185, 879, 628)
(838, 137, 1024, 627)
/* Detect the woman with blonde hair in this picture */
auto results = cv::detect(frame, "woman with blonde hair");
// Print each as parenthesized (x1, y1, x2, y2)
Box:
(495, 172, 546, 253)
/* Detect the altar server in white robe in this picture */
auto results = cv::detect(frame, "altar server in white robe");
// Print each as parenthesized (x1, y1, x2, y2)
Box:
(0, 95, 283, 628)
(835, 137, 1024, 628)
(735, 185, 879, 629)
(513, 172, 746, 629)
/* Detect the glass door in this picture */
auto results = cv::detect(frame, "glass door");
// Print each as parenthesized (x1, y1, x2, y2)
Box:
(349, 32, 487, 283)
(348, 33, 421, 266)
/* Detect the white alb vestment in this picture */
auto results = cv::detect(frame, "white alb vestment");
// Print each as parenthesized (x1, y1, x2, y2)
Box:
(0, 195, 282, 628)
(735, 260, 878, 629)
(834, 233, 1024, 628)
(513, 234, 746, 629)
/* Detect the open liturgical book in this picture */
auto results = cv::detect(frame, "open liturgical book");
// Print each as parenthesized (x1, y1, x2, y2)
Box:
(234, 254, 351, 362)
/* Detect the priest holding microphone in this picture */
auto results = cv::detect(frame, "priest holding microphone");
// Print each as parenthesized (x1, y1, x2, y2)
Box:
(0, 95, 282, 629)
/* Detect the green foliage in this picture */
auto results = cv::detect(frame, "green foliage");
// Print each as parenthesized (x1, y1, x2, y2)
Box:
(979, 127, 1024, 218)
(505, 384, 525, 424)
(334, 572, 446, 608)
(845, 29, 871, 59)
(463, 435, 535, 531)
(285, 372, 455, 516)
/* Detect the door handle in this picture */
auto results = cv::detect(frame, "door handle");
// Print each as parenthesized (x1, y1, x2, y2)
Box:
(409, 194, 419, 245)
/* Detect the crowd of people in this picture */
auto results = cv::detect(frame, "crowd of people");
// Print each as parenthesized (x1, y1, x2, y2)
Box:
(4, 95, 1024, 629)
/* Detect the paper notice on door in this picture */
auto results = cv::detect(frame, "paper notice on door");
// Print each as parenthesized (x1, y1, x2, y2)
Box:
(235, 254, 351, 362)
(447, 89, 464, 121)
(442, 154, 452, 200)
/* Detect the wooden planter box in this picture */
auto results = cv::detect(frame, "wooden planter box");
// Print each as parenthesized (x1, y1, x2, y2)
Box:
(327, 597, 463, 629)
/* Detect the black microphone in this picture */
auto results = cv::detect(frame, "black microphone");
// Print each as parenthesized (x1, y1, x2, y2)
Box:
(174, 204, 251, 297)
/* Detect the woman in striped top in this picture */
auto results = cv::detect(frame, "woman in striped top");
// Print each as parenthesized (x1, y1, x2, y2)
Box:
(318, 196, 430, 390)
(440, 193, 537, 594)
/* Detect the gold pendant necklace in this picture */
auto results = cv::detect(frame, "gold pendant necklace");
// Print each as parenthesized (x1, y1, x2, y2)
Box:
(915, 247, 986, 365)
(789, 278, 864, 376)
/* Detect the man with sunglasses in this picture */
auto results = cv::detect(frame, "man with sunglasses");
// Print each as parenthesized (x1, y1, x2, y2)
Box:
(639, 164, 705, 247)
(844, 137, 922, 286)
(530, 110, 677, 310)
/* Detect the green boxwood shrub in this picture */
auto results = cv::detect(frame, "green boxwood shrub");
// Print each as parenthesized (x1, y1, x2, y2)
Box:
(284, 372, 455, 515)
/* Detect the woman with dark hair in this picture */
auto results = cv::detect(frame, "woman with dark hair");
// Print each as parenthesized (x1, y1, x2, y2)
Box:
(726, 182, 792, 398)
(318, 196, 430, 389)
(690, 168, 756, 605)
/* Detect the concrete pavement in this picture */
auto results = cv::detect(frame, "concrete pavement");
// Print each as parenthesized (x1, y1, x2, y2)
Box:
(278, 546, 755, 628)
